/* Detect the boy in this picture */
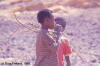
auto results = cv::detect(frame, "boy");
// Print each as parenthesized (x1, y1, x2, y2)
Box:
(55, 17, 72, 66)
(35, 9, 59, 66)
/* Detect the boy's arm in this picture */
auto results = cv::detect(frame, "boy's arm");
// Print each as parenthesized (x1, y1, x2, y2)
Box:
(65, 56, 71, 66)
(42, 32, 59, 52)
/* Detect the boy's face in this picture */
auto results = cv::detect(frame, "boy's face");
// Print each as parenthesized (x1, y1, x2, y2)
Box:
(44, 15, 55, 29)
(56, 22, 65, 32)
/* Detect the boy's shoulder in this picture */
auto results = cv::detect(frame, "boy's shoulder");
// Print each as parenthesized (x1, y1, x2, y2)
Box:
(60, 36, 69, 41)
(58, 35, 71, 44)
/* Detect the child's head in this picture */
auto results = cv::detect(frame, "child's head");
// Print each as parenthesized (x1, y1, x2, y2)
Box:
(37, 9, 55, 29)
(55, 17, 66, 32)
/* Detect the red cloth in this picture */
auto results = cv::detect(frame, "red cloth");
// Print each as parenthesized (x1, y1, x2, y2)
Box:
(57, 38, 72, 66)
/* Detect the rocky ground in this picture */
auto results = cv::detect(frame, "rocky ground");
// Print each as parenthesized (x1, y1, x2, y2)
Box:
(0, 0, 100, 66)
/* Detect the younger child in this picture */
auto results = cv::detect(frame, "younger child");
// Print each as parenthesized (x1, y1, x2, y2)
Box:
(55, 17, 72, 66)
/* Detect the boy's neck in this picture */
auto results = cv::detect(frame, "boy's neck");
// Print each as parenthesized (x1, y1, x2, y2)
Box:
(41, 25, 48, 30)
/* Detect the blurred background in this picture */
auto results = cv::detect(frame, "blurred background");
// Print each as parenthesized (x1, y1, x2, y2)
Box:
(0, 0, 100, 66)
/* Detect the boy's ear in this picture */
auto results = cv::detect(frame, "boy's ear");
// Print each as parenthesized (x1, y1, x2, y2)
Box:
(45, 18, 49, 22)
(45, 18, 50, 24)
(43, 18, 49, 25)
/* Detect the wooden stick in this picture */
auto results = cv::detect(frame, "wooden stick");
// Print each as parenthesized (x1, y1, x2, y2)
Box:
(80, 51, 100, 56)
(72, 49, 86, 63)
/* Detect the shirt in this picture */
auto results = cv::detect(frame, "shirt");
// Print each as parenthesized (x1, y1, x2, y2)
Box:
(35, 27, 59, 66)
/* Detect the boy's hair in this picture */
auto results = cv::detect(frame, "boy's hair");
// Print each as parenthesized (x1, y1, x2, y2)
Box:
(37, 9, 52, 24)
(55, 17, 66, 29)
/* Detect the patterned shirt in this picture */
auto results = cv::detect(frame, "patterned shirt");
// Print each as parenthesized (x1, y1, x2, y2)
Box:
(35, 27, 59, 66)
